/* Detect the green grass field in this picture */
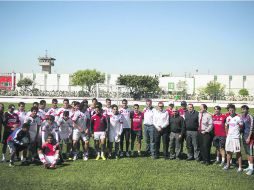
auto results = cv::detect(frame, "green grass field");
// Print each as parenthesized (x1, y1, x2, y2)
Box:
(0, 102, 254, 190)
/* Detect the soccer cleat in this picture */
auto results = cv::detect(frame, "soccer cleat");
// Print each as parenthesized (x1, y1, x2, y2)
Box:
(9, 162, 15, 167)
(237, 168, 243, 173)
(101, 155, 106, 161)
(246, 169, 253, 176)
(243, 167, 250, 172)
(126, 152, 130, 157)
(120, 152, 124, 157)
(223, 165, 229, 170)
(83, 156, 88, 161)
(95, 155, 100, 160)
(73, 155, 78, 161)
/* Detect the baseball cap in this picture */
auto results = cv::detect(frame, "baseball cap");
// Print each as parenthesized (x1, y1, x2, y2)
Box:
(181, 101, 187, 106)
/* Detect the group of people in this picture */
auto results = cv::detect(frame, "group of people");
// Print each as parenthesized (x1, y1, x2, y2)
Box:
(0, 98, 253, 175)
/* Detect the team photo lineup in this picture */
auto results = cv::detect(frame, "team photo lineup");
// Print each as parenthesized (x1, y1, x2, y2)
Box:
(0, 98, 253, 175)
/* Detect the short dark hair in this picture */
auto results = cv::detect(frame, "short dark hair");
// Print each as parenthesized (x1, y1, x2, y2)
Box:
(22, 123, 30, 129)
(122, 99, 128, 103)
(241, 105, 249, 110)
(96, 102, 102, 109)
(47, 133, 54, 139)
(18, 102, 25, 107)
(214, 106, 221, 110)
(111, 104, 118, 109)
(52, 99, 58, 104)
(201, 104, 208, 110)
(106, 98, 111, 102)
(63, 99, 69, 103)
(169, 103, 174, 108)
(228, 104, 236, 110)
(226, 103, 233, 111)
(31, 106, 38, 112)
(134, 104, 139, 108)
(33, 102, 39, 107)
(92, 98, 98, 102)
(74, 101, 80, 106)
(39, 100, 46, 105)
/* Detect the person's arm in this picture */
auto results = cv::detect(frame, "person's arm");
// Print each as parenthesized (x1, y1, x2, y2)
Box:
(153, 112, 160, 131)
(119, 115, 123, 136)
(204, 114, 213, 133)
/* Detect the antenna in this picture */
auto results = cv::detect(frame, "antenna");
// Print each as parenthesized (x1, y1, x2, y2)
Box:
(45, 49, 48, 58)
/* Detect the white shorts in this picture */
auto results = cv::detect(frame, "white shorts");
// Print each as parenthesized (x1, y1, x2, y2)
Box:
(109, 130, 120, 143)
(73, 129, 89, 142)
(225, 138, 241, 153)
(45, 155, 59, 164)
(94, 131, 106, 141)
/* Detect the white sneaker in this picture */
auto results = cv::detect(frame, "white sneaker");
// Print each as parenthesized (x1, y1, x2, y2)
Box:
(246, 169, 253, 176)
(219, 162, 225, 167)
(223, 165, 229, 170)
(243, 167, 250, 172)
(237, 168, 243, 173)
(83, 156, 88, 161)
(73, 155, 78, 161)
(1, 158, 6, 162)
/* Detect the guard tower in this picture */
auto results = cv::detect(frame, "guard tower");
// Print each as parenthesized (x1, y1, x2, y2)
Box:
(38, 50, 56, 74)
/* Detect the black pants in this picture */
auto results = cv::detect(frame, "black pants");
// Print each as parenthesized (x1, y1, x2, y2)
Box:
(120, 128, 131, 152)
(155, 127, 169, 157)
(198, 132, 212, 162)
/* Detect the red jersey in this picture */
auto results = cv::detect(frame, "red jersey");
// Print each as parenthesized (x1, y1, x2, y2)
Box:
(166, 108, 173, 117)
(4, 112, 20, 129)
(41, 142, 59, 156)
(131, 112, 143, 131)
(91, 114, 108, 132)
(212, 114, 226, 136)
(178, 108, 187, 118)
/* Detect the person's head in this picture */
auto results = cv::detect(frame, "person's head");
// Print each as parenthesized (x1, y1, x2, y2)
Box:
(18, 102, 25, 111)
(63, 99, 69, 109)
(158, 102, 164, 111)
(95, 104, 101, 115)
(226, 103, 233, 112)
(106, 98, 111, 108)
(52, 99, 58, 108)
(168, 103, 174, 110)
(188, 104, 194, 112)
(8, 104, 15, 113)
(33, 102, 39, 108)
(46, 133, 54, 143)
(63, 110, 69, 120)
(112, 104, 118, 115)
(228, 104, 236, 115)
(92, 98, 98, 107)
(122, 99, 128, 109)
(0, 103, 4, 113)
(172, 108, 179, 116)
(21, 123, 29, 132)
(181, 101, 187, 109)
(80, 99, 88, 111)
(74, 101, 80, 111)
(46, 115, 55, 124)
(200, 104, 208, 113)
(241, 105, 249, 115)
(39, 100, 46, 109)
(71, 101, 76, 109)
(30, 106, 38, 117)
(146, 99, 152, 107)
(133, 104, 139, 113)
(214, 106, 221, 115)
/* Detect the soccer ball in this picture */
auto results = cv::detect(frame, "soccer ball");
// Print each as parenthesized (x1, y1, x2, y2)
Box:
(21, 137, 29, 145)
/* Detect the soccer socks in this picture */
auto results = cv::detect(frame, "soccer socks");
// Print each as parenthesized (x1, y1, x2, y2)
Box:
(216, 157, 220, 162)
(249, 163, 254, 170)
(39, 153, 46, 164)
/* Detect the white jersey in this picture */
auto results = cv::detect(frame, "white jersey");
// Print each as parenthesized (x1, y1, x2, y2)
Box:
(103, 107, 113, 117)
(109, 114, 123, 134)
(55, 107, 71, 121)
(14, 110, 26, 127)
(38, 108, 47, 121)
(24, 115, 42, 142)
(57, 116, 73, 139)
(119, 107, 132, 128)
(71, 110, 88, 132)
(41, 121, 59, 144)
(226, 114, 243, 139)
(88, 107, 96, 116)
(46, 107, 59, 118)
(143, 107, 156, 125)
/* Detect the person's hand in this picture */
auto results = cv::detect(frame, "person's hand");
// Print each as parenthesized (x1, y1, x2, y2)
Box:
(157, 127, 162, 132)
(85, 128, 89, 134)
(246, 137, 250, 144)
(201, 131, 206, 134)
(179, 135, 182, 139)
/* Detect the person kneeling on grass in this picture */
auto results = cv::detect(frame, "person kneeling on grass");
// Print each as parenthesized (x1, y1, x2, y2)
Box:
(38, 133, 60, 169)
(91, 103, 108, 161)
(7, 123, 30, 167)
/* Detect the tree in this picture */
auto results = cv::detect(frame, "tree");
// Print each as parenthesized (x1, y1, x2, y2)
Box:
(17, 78, 33, 91)
(71, 69, 105, 92)
(239, 88, 249, 96)
(204, 81, 225, 99)
(117, 75, 160, 100)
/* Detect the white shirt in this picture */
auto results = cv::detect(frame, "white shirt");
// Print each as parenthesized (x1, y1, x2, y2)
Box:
(14, 110, 26, 127)
(119, 107, 132, 128)
(57, 116, 73, 137)
(71, 110, 88, 131)
(103, 107, 113, 117)
(226, 114, 243, 139)
(143, 107, 156, 125)
(153, 110, 169, 131)
(109, 114, 123, 135)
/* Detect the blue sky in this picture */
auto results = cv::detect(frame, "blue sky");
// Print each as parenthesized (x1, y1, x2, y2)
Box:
(0, 1, 254, 76)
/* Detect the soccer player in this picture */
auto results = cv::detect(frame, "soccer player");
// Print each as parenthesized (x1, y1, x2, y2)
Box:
(119, 99, 132, 157)
(71, 101, 89, 161)
(108, 104, 123, 159)
(15, 102, 27, 127)
(24, 106, 42, 162)
(212, 106, 227, 166)
(1, 104, 20, 162)
(166, 102, 174, 117)
(88, 98, 98, 116)
(46, 98, 59, 118)
(38, 133, 60, 169)
(41, 115, 59, 144)
(169, 108, 185, 160)
(7, 123, 30, 167)
(241, 105, 254, 175)
(143, 99, 156, 158)
(153, 102, 170, 159)
(223, 104, 243, 172)
(91, 103, 108, 160)
(38, 100, 48, 121)
(103, 98, 113, 116)
(198, 104, 213, 165)
(55, 99, 71, 121)
(178, 101, 188, 118)
(130, 104, 143, 157)
(57, 110, 73, 159)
